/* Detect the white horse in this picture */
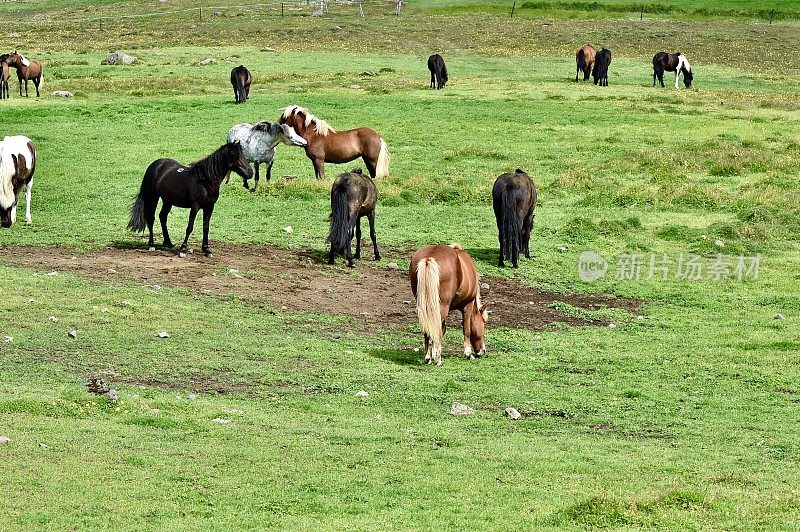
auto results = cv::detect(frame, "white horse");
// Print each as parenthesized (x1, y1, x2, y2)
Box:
(0, 135, 36, 228)
(226, 121, 307, 191)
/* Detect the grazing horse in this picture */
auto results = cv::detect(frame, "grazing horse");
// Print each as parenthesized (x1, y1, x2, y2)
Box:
(575, 45, 596, 82)
(328, 168, 380, 267)
(278, 105, 389, 180)
(653, 52, 693, 89)
(0, 135, 36, 227)
(593, 48, 611, 86)
(230, 65, 251, 104)
(3, 51, 43, 97)
(410, 244, 489, 366)
(427, 54, 448, 89)
(128, 142, 253, 257)
(0, 56, 10, 99)
(492, 169, 537, 268)
(227, 121, 307, 191)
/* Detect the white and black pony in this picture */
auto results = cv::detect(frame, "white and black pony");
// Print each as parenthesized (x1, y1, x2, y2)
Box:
(0, 135, 36, 228)
(230, 65, 251, 104)
(427, 54, 448, 90)
(226, 121, 307, 191)
(653, 52, 693, 89)
(593, 48, 612, 87)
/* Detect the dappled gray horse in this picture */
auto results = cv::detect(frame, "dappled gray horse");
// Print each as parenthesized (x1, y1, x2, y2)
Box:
(226, 121, 307, 191)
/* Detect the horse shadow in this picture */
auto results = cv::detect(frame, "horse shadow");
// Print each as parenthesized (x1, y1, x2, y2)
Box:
(464, 247, 499, 268)
(297, 247, 330, 265)
(368, 347, 421, 367)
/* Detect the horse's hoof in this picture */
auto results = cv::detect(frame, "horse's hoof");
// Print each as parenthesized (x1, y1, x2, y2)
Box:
(25, 219, 31, 225)
(148, 246, 156, 252)
(435, 359, 443, 367)
(374, 255, 382, 261)
(204, 251, 213, 258)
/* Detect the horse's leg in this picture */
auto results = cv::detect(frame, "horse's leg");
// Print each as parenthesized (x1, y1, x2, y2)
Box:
(249, 162, 258, 191)
(430, 70, 435, 89)
(368, 211, 380, 260)
(345, 217, 355, 267)
(265, 160, 274, 182)
(179, 206, 199, 257)
(159, 202, 173, 248)
(312, 158, 325, 180)
(34, 76, 40, 97)
(363, 155, 377, 179)
(24, 79, 29, 97)
(674, 70, 680, 89)
(354, 216, 362, 260)
(328, 245, 336, 265)
(201, 205, 215, 257)
(423, 333, 431, 364)
(24, 178, 33, 224)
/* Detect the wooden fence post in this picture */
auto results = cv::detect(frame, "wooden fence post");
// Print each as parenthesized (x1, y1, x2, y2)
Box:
(511, 1, 516, 18)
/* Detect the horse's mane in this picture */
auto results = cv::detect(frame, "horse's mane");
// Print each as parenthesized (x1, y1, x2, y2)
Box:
(281, 105, 336, 136)
(186, 143, 237, 184)
(252, 121, 280, 135)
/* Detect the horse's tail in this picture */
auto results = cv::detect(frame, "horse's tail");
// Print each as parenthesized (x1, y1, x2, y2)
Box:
(375, 138, 389, 178)
(328, 181, 352, 252)
(577, 49, 586, 71)
(500, 184, 521, 262)
(127, 173, 150, 232)
(416, 257, 442, 346)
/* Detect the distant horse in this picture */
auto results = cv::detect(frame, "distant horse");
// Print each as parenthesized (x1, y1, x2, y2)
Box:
(593, 48, 611, 86)
(2, 51, 43, 97)
(427, 54, 448, 89)
(492, 169, 537, 268)
(575, 45, 596, 82)
(230, 65, 251, 104)
(410, 244, 489, 366)
(0, 135, 36, 227)
(653, 52, 693, 89)
(278, 105, 389, 180)
(0, 56, 10, 99)
(328, 168, 380, 267)
(128, 142, 253, 257)
(227, 121, 307, 191)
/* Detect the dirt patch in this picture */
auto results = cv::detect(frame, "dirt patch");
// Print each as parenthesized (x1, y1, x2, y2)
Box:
(2, 243, 642, 333)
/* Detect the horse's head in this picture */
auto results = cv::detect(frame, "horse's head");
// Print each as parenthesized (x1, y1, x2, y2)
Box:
(278, 124, 307, 147)
(227, 141, 253, 181)
(683, 68, 693, 88)
(466, 300, 489, 357)
(0, 54, 9, 65)
(279, 106, 306, 136)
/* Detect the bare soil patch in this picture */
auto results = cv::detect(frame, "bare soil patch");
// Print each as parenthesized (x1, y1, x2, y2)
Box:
(2, 244, 642, 332)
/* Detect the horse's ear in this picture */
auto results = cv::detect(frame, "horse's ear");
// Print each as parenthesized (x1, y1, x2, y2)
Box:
(11, 154, 18, 174)
(352, 167, 362, 174)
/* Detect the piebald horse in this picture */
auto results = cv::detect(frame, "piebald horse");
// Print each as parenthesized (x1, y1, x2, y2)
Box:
(653, 52, 693, 89)
(278, 105, 389, 180)
(575, 45, 596, 82)
(2, 51, 43, 97)
(410, 244, 489, 366)
(0, 135, 36, 228)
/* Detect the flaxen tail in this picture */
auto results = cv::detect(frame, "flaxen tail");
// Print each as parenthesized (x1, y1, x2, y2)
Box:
(375, 139, 389, 178)
(416, 258, 442, 345)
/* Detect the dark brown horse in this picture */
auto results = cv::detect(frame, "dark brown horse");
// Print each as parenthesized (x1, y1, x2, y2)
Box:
(128, 142, 252, 257)
(428, 54, 448, 89)
(593, 48, 612, 86)
(575, 45, 596, 82)
(653, 52, 693, 89)
(278, 105, 389, 180)
(0, 56, 10, 99)
(3, 51, 43, 97)
(492, 169, 536, 268)
(410, 244, 489, 366)
(230, 65, 251, 104)
(328, 168, 380, 267)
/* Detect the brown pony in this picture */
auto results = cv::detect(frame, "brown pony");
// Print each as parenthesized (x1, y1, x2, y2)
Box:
(575, 45, 596, 82)
(3, 51, 43, 97)
(0, 56, 10, 99)
(278, 105, 389, 180)
(409, 244, 489, 366)
(328, 168, 380, 267)
(492, 169, 536, 268)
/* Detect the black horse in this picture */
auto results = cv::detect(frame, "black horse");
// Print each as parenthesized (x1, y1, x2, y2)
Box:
(328, 168, 380, 267)
(230, 65, 251, 104)
(128, 142, 253, 257)
(593, 48, 611, 86)
(653, 52, 693, 89)
(492, 169, 537, 268)
(427, 54, 448, 90)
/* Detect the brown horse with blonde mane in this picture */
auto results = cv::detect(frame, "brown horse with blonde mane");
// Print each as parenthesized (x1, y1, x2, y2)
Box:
(278, 105, 389, 180)
(2, 51, 43, 97)
(409, 244, 489, 366)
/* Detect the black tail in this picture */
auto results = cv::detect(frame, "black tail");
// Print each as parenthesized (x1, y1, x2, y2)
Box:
(127, 178, 148, 232)
(577, 49, 586, 73)
(500, 185, 521, 263)
(328, 182, 352, 253)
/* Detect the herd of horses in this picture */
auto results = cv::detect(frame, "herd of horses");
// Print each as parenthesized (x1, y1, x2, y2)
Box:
(1, 45, 694, 365)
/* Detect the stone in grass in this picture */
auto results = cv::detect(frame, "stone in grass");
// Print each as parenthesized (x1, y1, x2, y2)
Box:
(102, 52, 136, 65)
(356, 390, 369, 398)
(504, 407, 522, 420)
(3, 335, 12, 343)
(213, 418, 232, 424)
(156, 331, 170, 339)
(197, 58, 215, 66)
(775, 313, 784, 320)
(0, 436, 10, 445)
(387, 262, 399, 270)
(714, 239, 725, 248)
(481, 282, 490, 294)
(450, 401, 476, 416)
(283, 226, 293, 234)
(52, 90, 74, 98)
(67, 329, 77, 338)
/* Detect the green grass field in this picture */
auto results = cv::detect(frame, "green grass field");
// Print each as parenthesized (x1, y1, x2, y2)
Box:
(1, 0, 799, 529)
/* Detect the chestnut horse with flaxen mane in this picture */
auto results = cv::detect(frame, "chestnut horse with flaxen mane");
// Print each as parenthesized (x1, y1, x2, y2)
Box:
(410, 244, 489, 366)
(278, 105, 389, 180)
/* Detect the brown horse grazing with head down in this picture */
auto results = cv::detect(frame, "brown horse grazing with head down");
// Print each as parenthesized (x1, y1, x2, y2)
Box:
(493, 169, 537, 268)
(278, 105, 389, 180)
(328, 168, 380, 267)
(575, 45, 596, 82)
(410, 244, 489, 366)
(3, 51, 43, 97)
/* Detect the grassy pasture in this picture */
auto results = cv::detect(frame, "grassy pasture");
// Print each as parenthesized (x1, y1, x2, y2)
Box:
(1, 0, 799, 529)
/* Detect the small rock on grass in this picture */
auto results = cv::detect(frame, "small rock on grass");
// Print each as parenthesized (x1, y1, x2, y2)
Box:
(3, 336, 12, 343)
(67, 329, 77, 338)
(52, 90, 74, 98)
(387, 262, 398, 270)
(356, 390, 369, 398)
(481, 282, 490, 293)
(450, 401, 476, 416)
(504, 407, 522, 420)
(775, 313, 784, 320)
(283, 226, 293, 234)
(714, 239, 725, 248)
(188, 393, 198, 400)
(0, 436, 10, 445)
(48, 316, 58, 322)
(607, 323, 616, 329)
(156, 331, 170, 339)
(213, 418, 231, 424)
